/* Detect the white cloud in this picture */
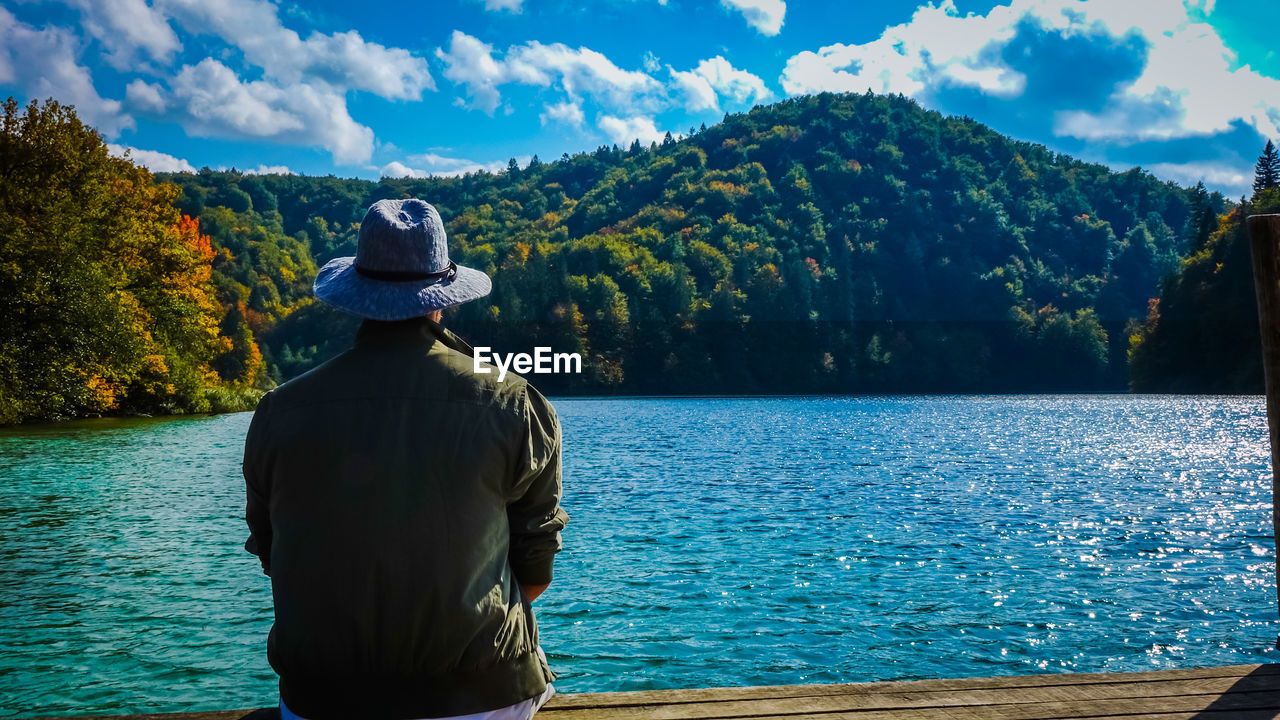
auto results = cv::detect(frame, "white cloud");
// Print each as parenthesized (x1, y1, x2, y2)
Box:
(672, 56, 772, 113)
(1054, 10, 1280, 142)
(125, 79, 167, 113)
(779, 0, 1280, 144)
(244, 164, 293, 175)
(599, 114, 665, 146)
(720, 0, 785, 36)
(436, 31, 665, 116)
(669, 67, 720, 113)
(506, 41, 665, 111)
(379, 161, 422, 178)
(436, 31, 505, 114)
(780, 1, 1023, 98)
(381, 153, 512, 178)
(541, 100, 585, 127)
(107, 143, 196, 173)
(158, 58, 374, 165)
(158, 0, 433, 101)
(1146, 161, 1252, 196)
(0, 8, 133, 137)
(61, 0, 180, 70)
(478, 0, 523, 12)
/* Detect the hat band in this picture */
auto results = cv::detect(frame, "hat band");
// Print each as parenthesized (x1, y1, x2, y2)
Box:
(354, 261, 457, 283)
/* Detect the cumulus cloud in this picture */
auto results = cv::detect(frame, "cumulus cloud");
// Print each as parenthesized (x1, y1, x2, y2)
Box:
(436, 31, 665, 116)
(720, 0, 785, 36)
(436, 31, 505, 114)
(599, 114, 665, 146)
(158, 0, 434, 101)
(125, 79, 167, 113)
(244, 164, 293, 175)
(150, 58, 374, 165)
(381, 153, 512, 178)
(541, 100, 585, 127)
(671, 56, 771, 113)
(51, 0, 436, 165)
(508, 42, 665, 110)
(477, 0, 523, 12)
(780, 1, 1025, 98)
(60, 0, 180, 70)
(1146, 160, 1252, 196)
(669, 67, 720, 113)
(779, 0, 1280, 144)
(0, 8, 133, 137)
(107, 143, 196, 173)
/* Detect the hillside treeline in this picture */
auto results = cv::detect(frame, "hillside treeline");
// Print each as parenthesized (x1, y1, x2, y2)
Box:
(163, 92, 1219, 396)
(2, 92, 1236, 423)
(1128, 180, 1280, 393)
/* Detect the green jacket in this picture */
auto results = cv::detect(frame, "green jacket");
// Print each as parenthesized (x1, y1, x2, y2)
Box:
(242, 316, 568, 719)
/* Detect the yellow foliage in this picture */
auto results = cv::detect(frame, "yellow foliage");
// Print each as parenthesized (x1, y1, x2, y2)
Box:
(84, 375, 121, 413)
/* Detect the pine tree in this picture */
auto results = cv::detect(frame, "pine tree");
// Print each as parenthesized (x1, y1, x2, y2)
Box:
(1255, 140, 1280, 194)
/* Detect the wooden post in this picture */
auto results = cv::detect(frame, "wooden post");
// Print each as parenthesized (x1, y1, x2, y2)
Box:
(1248, 214, 1280, 625)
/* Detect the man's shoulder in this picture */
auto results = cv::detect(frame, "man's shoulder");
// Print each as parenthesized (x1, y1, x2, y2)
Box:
(264, 349, 356, 407)
(262, 341, 535, 416)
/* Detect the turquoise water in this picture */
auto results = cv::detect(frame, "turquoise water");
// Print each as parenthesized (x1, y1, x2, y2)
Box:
(1, 395, 1278, 717)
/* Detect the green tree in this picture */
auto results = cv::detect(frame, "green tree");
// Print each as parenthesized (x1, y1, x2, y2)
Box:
(0, 98, 227, 423)
(1256, 140, 1280, 195)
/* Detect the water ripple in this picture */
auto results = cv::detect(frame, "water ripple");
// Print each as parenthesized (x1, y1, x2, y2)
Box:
(0, 396, 1277, 717)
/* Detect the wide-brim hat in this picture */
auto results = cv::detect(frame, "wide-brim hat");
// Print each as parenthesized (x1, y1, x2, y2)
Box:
(314, 198, 491, 321)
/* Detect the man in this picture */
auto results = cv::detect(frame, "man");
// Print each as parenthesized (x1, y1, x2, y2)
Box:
(242, 198, 569, 720)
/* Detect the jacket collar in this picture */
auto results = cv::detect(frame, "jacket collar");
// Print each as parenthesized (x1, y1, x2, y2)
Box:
(354, 316, 476, 357)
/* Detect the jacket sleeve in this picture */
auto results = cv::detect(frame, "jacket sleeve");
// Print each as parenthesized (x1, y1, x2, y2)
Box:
(243, 391, 273, 576)
(507, 383, 569, 586)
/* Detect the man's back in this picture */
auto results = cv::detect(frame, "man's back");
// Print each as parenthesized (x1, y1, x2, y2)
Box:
(244, 316, 566, 719)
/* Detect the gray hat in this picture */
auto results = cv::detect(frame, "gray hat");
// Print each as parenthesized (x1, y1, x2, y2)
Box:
(313, 198, 491, 321)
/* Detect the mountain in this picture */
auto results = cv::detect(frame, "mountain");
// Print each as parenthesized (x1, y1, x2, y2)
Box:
(160, 91, 1221, 396)
(5, 91, 1229, 423)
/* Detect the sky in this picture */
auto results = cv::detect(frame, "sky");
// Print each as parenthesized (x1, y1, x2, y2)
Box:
(1, 0, 1277, 196)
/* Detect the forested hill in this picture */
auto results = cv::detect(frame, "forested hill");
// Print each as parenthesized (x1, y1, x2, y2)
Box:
(3, 92, 1228, 423)
(158, 91, 1221, 396)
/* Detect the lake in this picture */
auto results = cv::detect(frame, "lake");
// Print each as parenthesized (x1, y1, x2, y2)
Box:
(1, 395, 1278, 718)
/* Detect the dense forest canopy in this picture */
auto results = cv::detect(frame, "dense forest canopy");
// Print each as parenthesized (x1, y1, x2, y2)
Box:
(0, 98, 258, 424)
(160, 91, 1223, 396)
(1128, 174, 1280, 393)
(6, 91, 1261, 423)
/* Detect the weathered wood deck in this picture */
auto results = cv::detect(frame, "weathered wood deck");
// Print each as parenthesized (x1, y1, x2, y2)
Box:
(31, 664, 1280, 720)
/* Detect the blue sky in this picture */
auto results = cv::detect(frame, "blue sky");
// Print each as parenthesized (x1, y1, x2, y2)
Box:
(1, 0, 1277, 196)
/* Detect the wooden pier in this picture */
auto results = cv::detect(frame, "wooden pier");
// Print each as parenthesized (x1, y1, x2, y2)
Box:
(33, 664, 1280, 720)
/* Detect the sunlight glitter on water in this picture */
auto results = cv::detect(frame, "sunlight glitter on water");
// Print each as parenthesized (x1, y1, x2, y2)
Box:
(0, 395, 1277, 717)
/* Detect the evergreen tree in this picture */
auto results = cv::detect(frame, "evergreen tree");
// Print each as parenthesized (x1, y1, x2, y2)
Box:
(1255, 140, 1280, 195)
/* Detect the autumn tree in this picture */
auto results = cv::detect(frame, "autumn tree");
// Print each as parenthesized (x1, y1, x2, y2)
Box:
(0, 98, 226, 423)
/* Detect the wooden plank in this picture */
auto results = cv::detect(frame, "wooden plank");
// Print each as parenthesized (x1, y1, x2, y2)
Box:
(544, 664, 1277, 709)
(27, 665, 1280, 720)
(539, 674, 1280, 719)
(619, 690, 1280, 720)
(1085, 713, 1280, 720)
